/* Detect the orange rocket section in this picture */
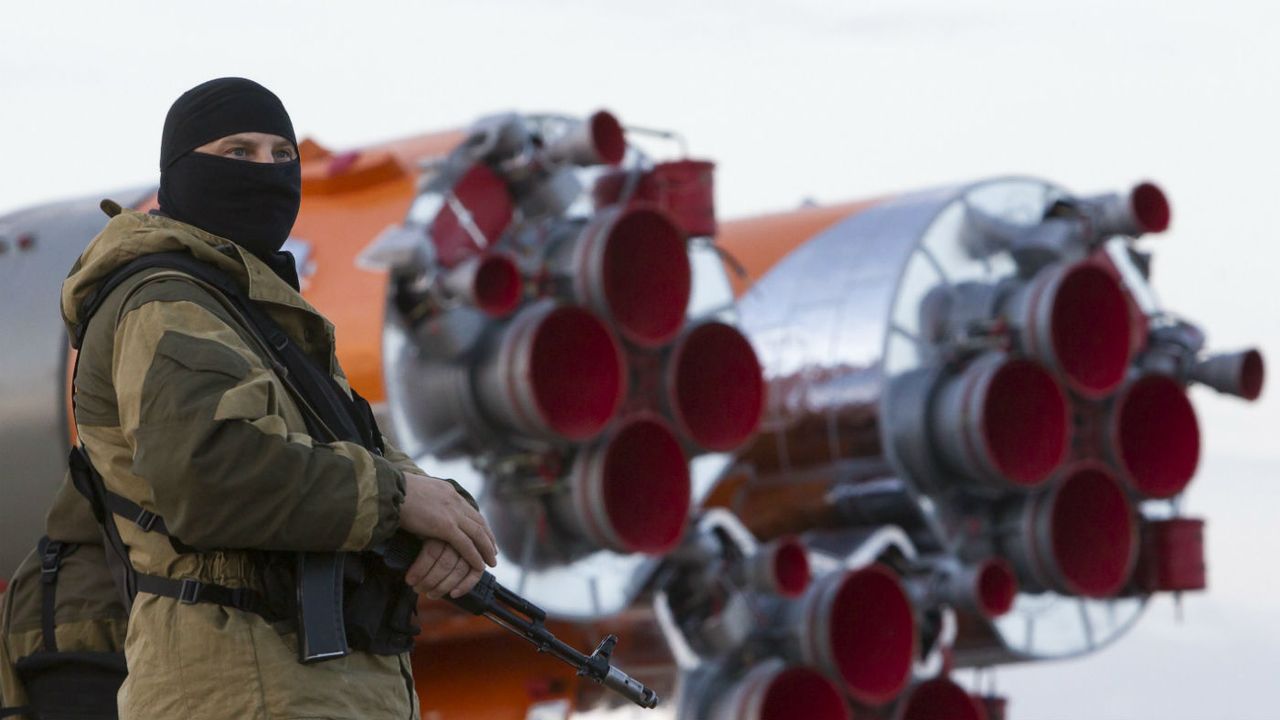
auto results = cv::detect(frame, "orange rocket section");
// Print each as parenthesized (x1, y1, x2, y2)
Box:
(716, 199, 880, 297)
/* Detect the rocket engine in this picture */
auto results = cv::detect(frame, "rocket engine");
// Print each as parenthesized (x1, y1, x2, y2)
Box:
(0, 108, 1265, 719)
(702, 175, 1265, 714)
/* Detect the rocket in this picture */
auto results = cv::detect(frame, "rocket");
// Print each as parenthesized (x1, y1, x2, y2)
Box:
(0, 108, 1263, 718)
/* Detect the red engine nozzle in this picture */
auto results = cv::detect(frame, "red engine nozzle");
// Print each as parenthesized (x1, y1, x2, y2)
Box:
(567, 206, 693, 348)
(713, 662, 851, 720)
(1083, 181, 1172, 238)
(789, 564, 916, 707)
(920, 557, 1018, 619)
(894, 678, 989, 720)
(931, 354, 1069, 489)
(666, 321, 766, 452)
(560, 415, 691, 554)
(1009, 261, 1134, 398)
(1003, 463, 1137, 598)
(974, 558, 1019, 618)
(544, 109, 627, 167)
(1193, 348, 1266, 401)
(441, 252, 522, 317)
(1129, 181, 1172, 234)
(477, 300, 625, 441)
(750, 536, 811, 599)
(1108, 374, 1201, 499)
(587, 110, 627, 166)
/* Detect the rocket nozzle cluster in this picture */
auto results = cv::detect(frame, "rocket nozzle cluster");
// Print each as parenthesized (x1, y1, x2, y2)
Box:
(374, 110, 765, 569)
(654, 516, 927, 716)
(367, 131, 1263, 710)
(648, 175, 1266, 718)
(877, 181, 1258, 612)
(687, 552, 1009, 719)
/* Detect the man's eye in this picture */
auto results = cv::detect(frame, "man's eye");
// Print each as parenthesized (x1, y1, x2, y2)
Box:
(227, 147, 248, 158)
(273, 149, 295, 162)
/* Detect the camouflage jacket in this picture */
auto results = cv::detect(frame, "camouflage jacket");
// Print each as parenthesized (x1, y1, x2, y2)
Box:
(58, 201, 433, 719)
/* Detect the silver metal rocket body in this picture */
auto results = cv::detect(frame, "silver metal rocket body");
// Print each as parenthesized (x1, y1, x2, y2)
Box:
(0, 188, 152, 576)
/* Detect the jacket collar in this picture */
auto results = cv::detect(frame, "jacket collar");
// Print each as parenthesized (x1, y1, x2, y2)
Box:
(62, 200, 331, 338)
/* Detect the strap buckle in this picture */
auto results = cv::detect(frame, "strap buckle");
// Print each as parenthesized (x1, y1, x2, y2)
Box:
(40, 540, 65, 582)
(177, 578, 203, 604)
(135, 508, 160, 532)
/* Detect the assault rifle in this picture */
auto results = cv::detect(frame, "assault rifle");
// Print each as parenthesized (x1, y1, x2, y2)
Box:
(381, 531, 659, 709)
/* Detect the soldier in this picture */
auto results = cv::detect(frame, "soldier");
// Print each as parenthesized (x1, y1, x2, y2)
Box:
(54, 77, 497, 719)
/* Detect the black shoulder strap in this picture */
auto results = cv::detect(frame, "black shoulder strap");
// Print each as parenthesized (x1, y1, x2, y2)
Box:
(68, 445, 141, 610)
(72, 252, 218, 350)
(36, 536, 79, 653)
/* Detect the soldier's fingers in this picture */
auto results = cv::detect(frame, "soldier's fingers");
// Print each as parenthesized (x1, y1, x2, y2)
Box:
(462, 517, 498, 566)
(444, 526, 488, 571)
(434, 558, 473, 599)
(460, 501, 488, 530)
(459, 501, 497, 553)
(450, 565, 485, 599)
(418, 547, 461, 599)
(479, 516, 497, 554)
(405, 538, 446, 586)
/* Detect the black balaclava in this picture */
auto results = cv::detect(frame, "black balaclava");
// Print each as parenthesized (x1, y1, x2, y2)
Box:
(157, 77, 302, 262)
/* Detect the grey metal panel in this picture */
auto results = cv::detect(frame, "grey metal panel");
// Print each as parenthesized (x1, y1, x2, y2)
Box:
(0, 187, 154, 577)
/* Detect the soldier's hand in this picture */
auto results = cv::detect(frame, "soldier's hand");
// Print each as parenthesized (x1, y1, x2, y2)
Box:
(399, 472, 498, 572)
(405, 538, 484, 599)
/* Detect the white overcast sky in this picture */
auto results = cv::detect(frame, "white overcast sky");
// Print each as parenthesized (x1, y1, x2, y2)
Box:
(3, 1, 1278, 718)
